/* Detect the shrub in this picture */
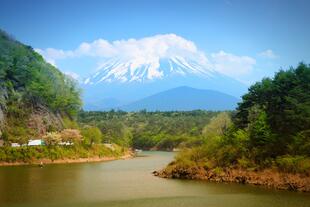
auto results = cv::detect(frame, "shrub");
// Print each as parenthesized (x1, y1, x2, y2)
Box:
(276, 155, 310, 174)
(175, 149, 197, 168)
(60, 129, 82, 143)
(213, 167, 223, 175)
(237, 157, 254, 169)
(215, 145, 239, 167)
(202, 112, 232, 139)
(0, 144, 126, 163)
(81, 126, 103, 145)
(63, 117, 79, 129)
(43, 132, 61, 145)
(292, 130, 310, 156)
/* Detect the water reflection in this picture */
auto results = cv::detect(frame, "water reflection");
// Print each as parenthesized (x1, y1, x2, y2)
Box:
(0, 151, 309, 207)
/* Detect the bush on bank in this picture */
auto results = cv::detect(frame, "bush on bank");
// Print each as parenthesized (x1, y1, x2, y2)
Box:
(168, 64, 310, 176)
(0, 144, 124, 163)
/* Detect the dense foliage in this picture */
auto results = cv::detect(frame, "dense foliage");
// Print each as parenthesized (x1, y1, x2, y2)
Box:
(169, 63, 310, 174)
(78, 110, 221, 150)
(0, 30, 82, 141)
(0, 144, 124, 163)
(0, 30, 82, 115)
(234, 63, 310, 159)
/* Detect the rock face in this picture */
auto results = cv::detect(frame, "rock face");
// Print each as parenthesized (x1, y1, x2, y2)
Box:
(26, 104, 64, 137)
(0, 108, 4, 126)
(0, 84, 64, 138)
(0, 86, 7, 126)
(154, 164, 310, 192)
(0, 103, 64, 139)
(0, 29, 81, 141)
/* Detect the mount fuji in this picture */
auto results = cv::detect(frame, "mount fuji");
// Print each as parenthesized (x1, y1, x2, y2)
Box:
(81, 55, 247, 111)
(36, 34, 249, 111)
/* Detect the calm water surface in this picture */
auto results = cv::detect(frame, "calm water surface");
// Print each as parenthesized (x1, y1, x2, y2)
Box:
(0, 151, 309, 207)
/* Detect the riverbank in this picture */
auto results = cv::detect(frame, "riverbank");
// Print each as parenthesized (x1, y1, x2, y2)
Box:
(0, 144, 134, 166)
(0, 153, 133, 166)
(154, 164, 310, 192)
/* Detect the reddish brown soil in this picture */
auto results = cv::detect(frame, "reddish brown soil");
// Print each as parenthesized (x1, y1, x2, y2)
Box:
(154, 165, 310, 192)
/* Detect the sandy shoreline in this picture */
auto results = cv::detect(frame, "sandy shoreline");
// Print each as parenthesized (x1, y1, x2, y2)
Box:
(0, 153, 134, 166)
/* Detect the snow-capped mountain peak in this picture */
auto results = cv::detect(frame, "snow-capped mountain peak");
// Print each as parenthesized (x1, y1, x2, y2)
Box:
(83, 55, 214, 85)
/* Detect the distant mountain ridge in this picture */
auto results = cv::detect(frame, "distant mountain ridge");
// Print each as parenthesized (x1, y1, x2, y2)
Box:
(82, 72, 246, 111)
(80, 36, 247, 110)
(114, 86, 239, 111)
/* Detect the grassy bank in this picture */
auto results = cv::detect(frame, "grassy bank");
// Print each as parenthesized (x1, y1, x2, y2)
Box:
(154, 149, 310, 192)
(0, 144, 132, 166)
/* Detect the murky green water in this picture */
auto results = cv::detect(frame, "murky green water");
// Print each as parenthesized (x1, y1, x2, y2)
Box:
(0, 151, 309, 207)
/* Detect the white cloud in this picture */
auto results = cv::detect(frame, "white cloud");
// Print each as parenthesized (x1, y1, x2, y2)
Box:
(34, 48, 74, 66)
(35, 34, 257, 81)
(36, 34, 201, 62)
(258, 49, 278, 59)
(64, 71, 80, 80)
(211, 51, 256, 78)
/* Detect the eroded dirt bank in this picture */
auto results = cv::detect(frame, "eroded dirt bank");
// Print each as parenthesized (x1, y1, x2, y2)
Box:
(154, 165, 310, 192)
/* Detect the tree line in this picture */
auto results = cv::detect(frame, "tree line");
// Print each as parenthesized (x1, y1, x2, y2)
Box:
(170, 63, 310, 175)
(78, 110, 222, 150)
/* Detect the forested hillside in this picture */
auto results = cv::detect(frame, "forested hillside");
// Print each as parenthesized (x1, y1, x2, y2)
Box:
(0, 30, 130, 164)
(0, 30, 82, 143)
(78, 110, 221, 150)
(157, 63, 310, 191)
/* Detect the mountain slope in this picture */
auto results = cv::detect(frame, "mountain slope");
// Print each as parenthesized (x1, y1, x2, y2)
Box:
(83, 57, 214, 84)
(120, 86, 240, 111)
(0, 30, 82, 141)
(82, 52, 247, 110)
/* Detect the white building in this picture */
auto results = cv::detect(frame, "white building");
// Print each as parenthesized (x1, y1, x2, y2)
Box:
(11, 143, 21, 147)
(28, 139, 43, 146)
(10, 139, 44, 147)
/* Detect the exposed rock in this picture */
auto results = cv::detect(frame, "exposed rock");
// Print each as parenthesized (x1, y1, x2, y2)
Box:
(0, 107, 4, 126)
(0, 97, 65, 139)
(0, 86, 7, 126)
(27, 104, 64, 137)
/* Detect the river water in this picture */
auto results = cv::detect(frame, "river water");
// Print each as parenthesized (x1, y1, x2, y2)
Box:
(0, 151, 309, 207)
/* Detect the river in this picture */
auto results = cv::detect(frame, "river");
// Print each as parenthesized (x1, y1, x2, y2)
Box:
(0, 151, 309, 207)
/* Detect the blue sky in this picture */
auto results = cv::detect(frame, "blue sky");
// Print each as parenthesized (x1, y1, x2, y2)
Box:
(0, 0, 309, 84)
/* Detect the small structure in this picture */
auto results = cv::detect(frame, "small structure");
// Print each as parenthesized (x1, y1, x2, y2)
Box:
(59, 141, 73, 146)
(0, 139, 4, 147)
(28, 139, 44, 146)
(11, 143, 21, 147)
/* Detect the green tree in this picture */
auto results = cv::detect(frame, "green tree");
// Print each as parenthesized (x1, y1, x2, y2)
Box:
(234, 63, 310, 157)
(82, 126, 103, 145)
(202, 112, 232, 139)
